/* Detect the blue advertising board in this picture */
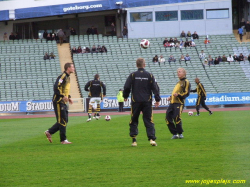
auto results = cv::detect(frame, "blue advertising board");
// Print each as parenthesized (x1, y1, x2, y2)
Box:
(0, 10, 9, 21)
(13, 0, 205, 20)
(0, 92, 249, 113)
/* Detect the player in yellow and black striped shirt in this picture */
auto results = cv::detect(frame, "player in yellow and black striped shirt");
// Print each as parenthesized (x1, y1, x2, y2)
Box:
(191, 78, 212, 116)
(166, 68, 190, 139)
(44, 63, 75, 144)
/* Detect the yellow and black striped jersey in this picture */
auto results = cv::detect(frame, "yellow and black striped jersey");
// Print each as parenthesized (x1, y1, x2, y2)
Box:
(171, 78, 190, 104)
(191, 82, 206, 97)
(52, 71, 71, 103)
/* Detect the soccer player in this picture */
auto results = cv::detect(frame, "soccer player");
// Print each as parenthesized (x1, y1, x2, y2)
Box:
(166, 68, 190, 139)
(123, 58, 161, 147)
(191, 78, 212, 116)
(44, 63, 74, 144)
(85, 74, 106, 122)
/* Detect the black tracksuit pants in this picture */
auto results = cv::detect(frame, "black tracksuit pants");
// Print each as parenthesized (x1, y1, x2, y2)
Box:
(196, 96, 210, 114)
(48, 101, 68, 142)
(166, 103, 184, 135)
(118, 102, 124, 112)
(129, 102, 156, 141)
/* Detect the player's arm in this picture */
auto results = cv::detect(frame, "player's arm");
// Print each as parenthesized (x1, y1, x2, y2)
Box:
(190, 88, 197, 93)
(84, 81, 91, 91)
(151, 75, 161, 102)
(101, 82, 106, 97)
(123, 73, 133, 101)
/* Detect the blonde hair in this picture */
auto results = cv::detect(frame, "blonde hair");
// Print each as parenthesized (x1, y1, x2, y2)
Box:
(177, 67, 187, 76)
(136, 58, 145, 68)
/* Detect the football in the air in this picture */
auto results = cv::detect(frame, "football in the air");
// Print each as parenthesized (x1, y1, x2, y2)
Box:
(188, 111, 193, 116)
(105, 115, 111, 121)
(140, 39, 150, 49)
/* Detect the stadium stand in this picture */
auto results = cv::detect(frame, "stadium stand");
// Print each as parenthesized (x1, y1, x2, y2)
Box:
(0, 34, 250, 102)
(0, 40, 61, 101)
(71, 34, 250, 97)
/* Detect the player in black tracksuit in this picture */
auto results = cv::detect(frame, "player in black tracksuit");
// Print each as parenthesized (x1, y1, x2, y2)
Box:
(191, 78, 212, 116)
(45, 63, 74, 144)
(85, 74, 106, 121)
(123, 58, 161, 146)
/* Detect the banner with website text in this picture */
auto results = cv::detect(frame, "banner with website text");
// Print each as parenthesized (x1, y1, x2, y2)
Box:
(0, 92, 249, 113)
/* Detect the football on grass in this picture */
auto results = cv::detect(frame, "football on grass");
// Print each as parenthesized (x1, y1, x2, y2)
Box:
(188, 111, 193, 116)
(140, 39, 150, 49)
(105, 115, 111, 121)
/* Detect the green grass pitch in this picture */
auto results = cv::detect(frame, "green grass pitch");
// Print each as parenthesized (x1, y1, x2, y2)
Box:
(1, 110, 250, 187)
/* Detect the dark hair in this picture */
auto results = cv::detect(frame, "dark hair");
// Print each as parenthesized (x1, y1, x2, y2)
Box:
(94, 74, 100, 80)
(64, 63, 73, 71)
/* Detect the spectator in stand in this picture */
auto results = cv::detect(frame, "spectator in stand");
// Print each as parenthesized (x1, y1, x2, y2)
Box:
(43, 30, 48, 39)
(199, 50, 206, 60)
(9, 32, 15, 40)
(91, 45, 97, 53)
(204, 38, 210, 44)
(163, 38, 168, 46)
(222, 54, 227, 62)
(86, 47, 91, 53)
(46, 32, 51, 42)
(238, 27, 243, 42)
(111, 22, 116, 36)
(192, 31, 199, 40)
(187, 31, 192, 37)
(82, 47, 86, 53)
(152, 55, 158, 64)
(173, 37, 179, 44)
(248, 54, 250, 62)
(164, 41, 171, 48)
(185, 54, 191, 62)
(101, 46, 107, 53)
(175, 42, 180, 50)
(240, 18, 246, 28)
(70, 28, 77, 35)
(214, 57, 219, 65)
(179, 41, 184, 50)
(208, 55, 214, 65)
(97, 45, 102, 53)
(184, 39, 190, 48)
(179, 55, 185, 62)
(169, 38, 174, 43)
(180, 31, 186, 38)
(63, 32, 67, 43)
(190, 40, 196, 47)
(3, 32, 8, 41)
(50, 52, 56, 59)
(233, 54, 239, 62)
(203, 59, 208, 66)
(71, 46, 77, 54)
(15, 33, 20, 40)
(246, 21, 250, 40)
(122, 26, 128, 38)
(158, 55, 165, 66)
(49, 32, 56, 41)
(87, 26, 97, 35)
(227, 54, 234, 63)
(238, 53, 244, 61)
(44, 52, 50, 60)
(168, 55, 176, 63)
(218, 56, 222, 62)
(57, 29, 65, 46)
(77, 46, 82, 53)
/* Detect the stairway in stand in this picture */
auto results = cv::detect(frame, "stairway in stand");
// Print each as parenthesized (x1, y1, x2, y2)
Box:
(57, 43, 84, 112)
